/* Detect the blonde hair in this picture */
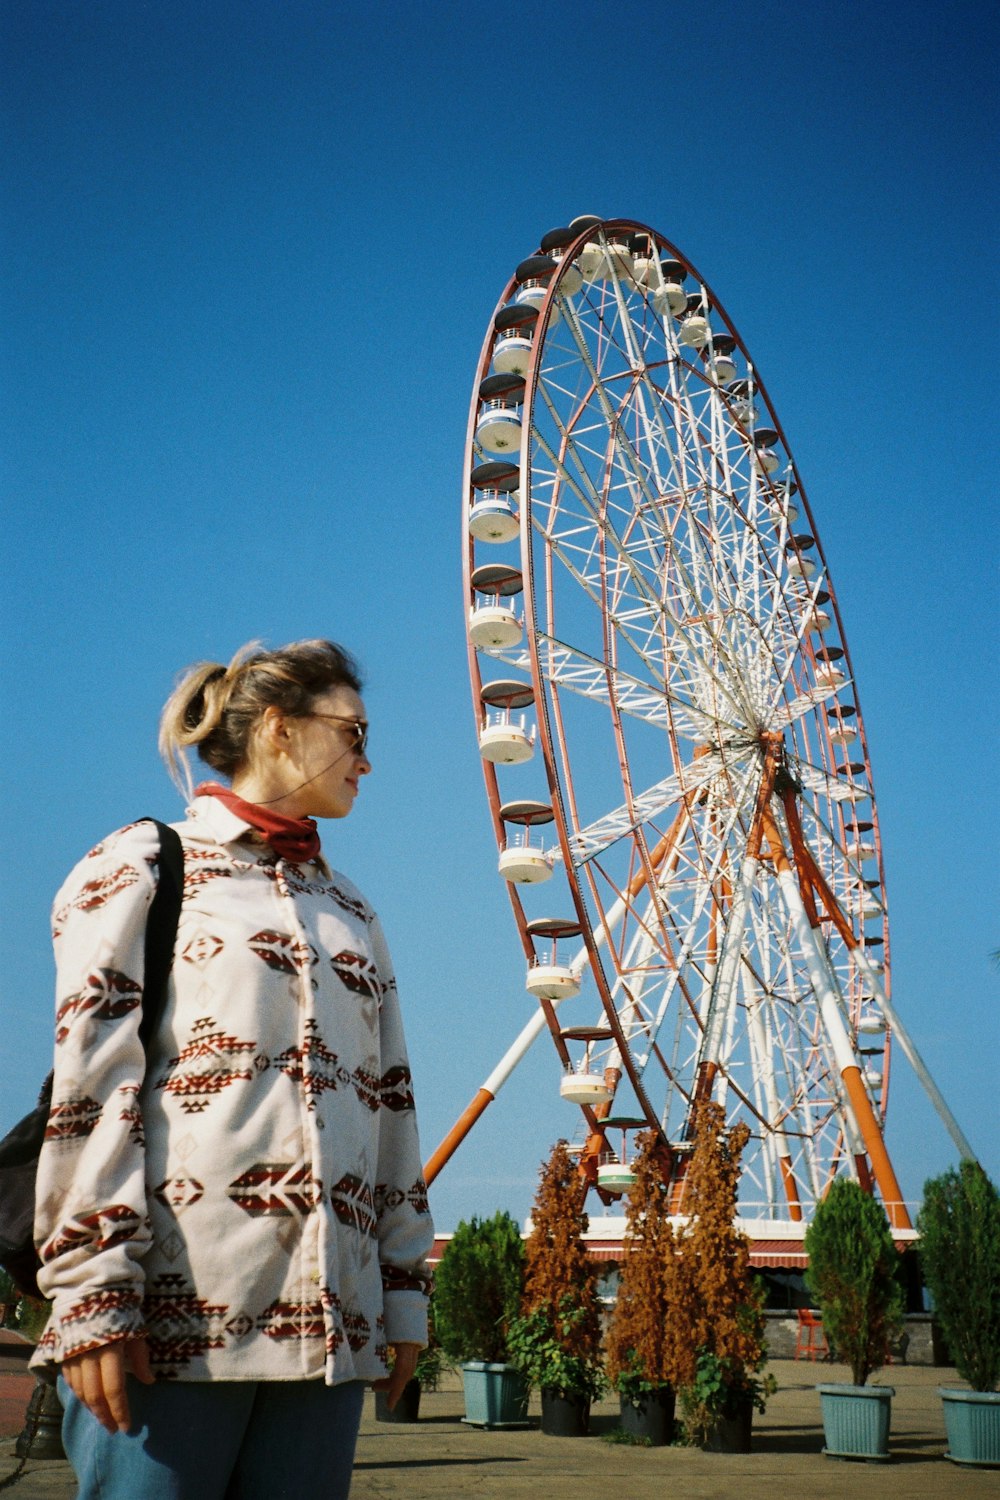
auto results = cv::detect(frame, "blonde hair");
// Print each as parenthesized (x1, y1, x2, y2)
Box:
(159, 638, 363, 797)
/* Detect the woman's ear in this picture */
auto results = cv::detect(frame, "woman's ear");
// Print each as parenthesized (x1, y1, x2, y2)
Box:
(257, 704, 292, 754)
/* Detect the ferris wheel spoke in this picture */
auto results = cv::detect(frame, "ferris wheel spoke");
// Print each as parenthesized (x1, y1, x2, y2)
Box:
(563, 750, 734, 865)
(773, 680, 849, 734)
(577, 755, 769, 1104)
(531, 417, 751, 731)
(743, 961, 837, 1209)
(743, 969, 802, 1214)
(545, 304, 748, 669)
(533, 343, 803, 735)
(533, 633, 734, 742)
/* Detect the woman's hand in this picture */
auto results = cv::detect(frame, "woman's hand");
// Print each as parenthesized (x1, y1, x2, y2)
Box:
(371, 1341, 421, 1411)
(62, 1335, 154, 1434)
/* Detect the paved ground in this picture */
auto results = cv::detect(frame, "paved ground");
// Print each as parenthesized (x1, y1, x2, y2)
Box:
(2, 1336, 998, 1498)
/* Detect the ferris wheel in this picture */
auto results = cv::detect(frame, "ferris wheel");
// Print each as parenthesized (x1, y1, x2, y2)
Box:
(425, 216, 972, 1230)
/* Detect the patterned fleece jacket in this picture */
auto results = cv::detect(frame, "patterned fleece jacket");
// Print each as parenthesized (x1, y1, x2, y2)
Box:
(31, 795, 433, 1384)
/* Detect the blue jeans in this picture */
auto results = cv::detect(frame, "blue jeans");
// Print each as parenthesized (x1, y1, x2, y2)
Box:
(58, 1374, 366, 1500)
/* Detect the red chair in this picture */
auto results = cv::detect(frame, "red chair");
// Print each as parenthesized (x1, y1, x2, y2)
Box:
(794, 1308, 828, 1360)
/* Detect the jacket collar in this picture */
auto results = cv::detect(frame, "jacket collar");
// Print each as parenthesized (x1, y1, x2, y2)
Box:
(186, 792, 256, 845)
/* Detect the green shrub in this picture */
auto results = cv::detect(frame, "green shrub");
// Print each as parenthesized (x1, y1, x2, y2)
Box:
(507, 1299, 606, 1401)
(433, 1210, 524, 1364)
(805, 1178, 903, 1385)
(918, 1161, 1000, 1392)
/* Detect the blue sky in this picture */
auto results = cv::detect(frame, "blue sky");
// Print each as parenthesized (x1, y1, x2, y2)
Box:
(3, 0, 997, 1233)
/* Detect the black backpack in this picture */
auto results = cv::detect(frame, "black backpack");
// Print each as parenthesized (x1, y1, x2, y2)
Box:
(0, 820, 184, 1299)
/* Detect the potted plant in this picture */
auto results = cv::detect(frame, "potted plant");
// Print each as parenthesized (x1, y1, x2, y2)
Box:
(507, 1299, 606, 1435)
(433, 1209, 529, 1428)
(918, 1160, 1000, 1466)
(804, 1176, 904, 1460)
(669, 1102, 773, 1452)
(605, 1131, 679, 1445)
(508, 1140, 606, 1435)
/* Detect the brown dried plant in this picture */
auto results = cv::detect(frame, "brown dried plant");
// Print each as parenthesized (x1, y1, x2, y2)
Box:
(605, 1131, 681, 1393)
(671, 1100, 767, 1395)
(521, 1139, 602, 1363)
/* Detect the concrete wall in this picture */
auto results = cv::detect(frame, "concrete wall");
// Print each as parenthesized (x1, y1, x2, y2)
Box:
(765, 1310, 940, 1365)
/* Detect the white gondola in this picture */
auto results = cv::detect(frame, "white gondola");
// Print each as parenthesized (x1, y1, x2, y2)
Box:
(769, 496, 801, 526)
(596, 1161, 636, 1192)
(712, 352, 737, 384)
(560, 1069, 611, 1105)
(596, 240, 634, 281)
(678, 313, 710, 348)
(469, 462, 520, 544)
(652, 258, 689, 317)
(575, 240, 604, 281)
(815, 661, 846, 689)
(828, 719, 857, 745)
(526, 961, 581, 1000)
(539, 226, 585, 296)
(525, 914, 582, 1001)
(710, 335, 738, 387)
(498, 835, 553, 884)
(513, 279, 561, 327)
(631, 251, 658, 287)
(807, 609, 833, 634)
(864, 1067, 884, 1090)
(787, 554, 816, 579)
(479, 710, 535, 765)
(493, 302, 538, 378)
(498, 800, 554, 885)
(652, 280, 688, 317)
(553, 257, 583, 296)
(469, 599, 522, 649)
(857, 1013, 886, 1035)
(475, 401, 522, 455)
(469, 493, 519, 543)
(754, 427, 782, 477)
(846, 839, 877, 862)
(493, 331, 533, 377)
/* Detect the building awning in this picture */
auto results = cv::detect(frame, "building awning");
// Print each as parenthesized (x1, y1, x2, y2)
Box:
(748, 1239, 809, 1267)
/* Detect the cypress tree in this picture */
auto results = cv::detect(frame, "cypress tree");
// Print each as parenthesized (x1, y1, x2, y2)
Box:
(918, 1161, 1000, 1392)
(805, 1176, 903, 1385)
(433, 1210, 525, 1364)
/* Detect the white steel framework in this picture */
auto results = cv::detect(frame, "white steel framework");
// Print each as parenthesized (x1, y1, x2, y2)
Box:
(427, 217, 974, 1230)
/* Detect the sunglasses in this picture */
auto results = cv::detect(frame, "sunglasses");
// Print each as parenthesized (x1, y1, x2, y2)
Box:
(308, 713, 369, 756)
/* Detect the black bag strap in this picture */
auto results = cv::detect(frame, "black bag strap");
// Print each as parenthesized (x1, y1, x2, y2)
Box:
(139, 819, 184, 1050)
(0, 819, 185, 1300)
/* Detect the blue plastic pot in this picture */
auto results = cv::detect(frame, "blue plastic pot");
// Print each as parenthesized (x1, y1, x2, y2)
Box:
(940, 1388, 1000, 1467)
(461, 1362, 530, 1428)
(817, 1383, 894, 1460)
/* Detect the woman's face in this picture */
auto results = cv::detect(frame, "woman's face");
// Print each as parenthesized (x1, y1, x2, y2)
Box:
(284, 685, 372, 820)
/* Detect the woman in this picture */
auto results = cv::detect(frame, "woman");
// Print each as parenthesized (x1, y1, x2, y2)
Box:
(31, 639, 433, 1499)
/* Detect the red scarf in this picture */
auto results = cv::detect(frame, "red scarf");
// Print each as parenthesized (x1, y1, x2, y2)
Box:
(195, 782, 322, 864)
